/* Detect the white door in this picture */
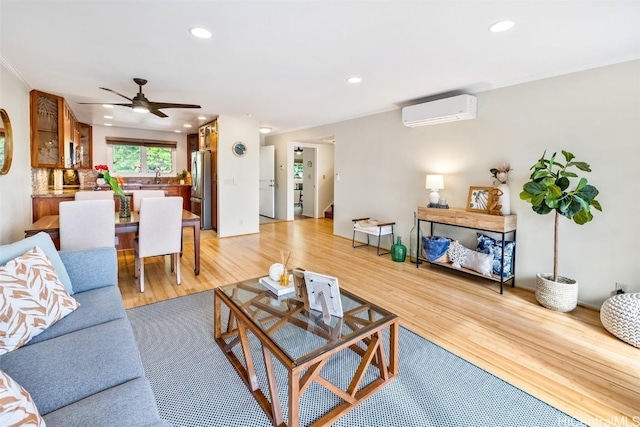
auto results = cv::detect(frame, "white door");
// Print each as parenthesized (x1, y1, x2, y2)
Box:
(302, 148, 316, 217)
(259, 145, 275, 218)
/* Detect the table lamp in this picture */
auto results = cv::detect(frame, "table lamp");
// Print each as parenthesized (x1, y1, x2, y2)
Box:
(425, 174, 444, 206)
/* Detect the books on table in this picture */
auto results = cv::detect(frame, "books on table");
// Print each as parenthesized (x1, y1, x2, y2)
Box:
(259, 276, 295, 296)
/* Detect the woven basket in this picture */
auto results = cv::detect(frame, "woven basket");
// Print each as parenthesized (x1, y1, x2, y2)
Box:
(535, 273, 578, 312)
(600, 293, 640, 348)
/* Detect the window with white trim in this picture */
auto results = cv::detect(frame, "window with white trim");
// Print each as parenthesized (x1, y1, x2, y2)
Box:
(106, 137, 177, 175)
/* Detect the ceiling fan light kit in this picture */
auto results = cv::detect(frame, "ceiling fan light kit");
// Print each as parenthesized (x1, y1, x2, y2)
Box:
(80, 78, 201, 118)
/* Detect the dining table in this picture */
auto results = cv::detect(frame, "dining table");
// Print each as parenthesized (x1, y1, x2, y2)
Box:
(25, 210, 201, 275)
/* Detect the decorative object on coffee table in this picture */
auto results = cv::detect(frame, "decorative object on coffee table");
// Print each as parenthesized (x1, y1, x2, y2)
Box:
(600, 292, 640, 348)
(520, 150, 602, 312)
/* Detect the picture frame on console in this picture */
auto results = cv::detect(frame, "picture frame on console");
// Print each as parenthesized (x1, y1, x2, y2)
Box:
(467, 186, 493, 213)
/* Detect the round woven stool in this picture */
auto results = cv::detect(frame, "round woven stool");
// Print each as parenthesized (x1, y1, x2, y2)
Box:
(600, 293, 640, 348)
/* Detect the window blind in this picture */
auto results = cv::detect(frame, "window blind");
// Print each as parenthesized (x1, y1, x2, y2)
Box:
(106, 136, 177, 148)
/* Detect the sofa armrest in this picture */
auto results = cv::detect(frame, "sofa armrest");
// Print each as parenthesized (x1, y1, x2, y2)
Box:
(59, 247, 118, 293)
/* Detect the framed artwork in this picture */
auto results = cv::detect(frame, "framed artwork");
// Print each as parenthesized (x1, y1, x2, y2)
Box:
(466, 186, 493, 212)
(303, 271, 343, 320)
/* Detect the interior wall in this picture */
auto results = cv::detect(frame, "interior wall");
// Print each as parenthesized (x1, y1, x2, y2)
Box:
(265, 60, 640, 307)
(217, 114, 260, 237)
(0, 63, 31, 244)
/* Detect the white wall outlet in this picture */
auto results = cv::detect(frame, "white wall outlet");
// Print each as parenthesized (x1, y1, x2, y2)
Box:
(615, 282, 627, 294)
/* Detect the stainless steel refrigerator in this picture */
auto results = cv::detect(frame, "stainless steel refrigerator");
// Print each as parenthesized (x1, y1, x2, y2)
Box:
(191, 150, 213, 230)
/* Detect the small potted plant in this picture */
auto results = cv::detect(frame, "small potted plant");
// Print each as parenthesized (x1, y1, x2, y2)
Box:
(177, 169, 188, 185)
(520, 150, 602, 312)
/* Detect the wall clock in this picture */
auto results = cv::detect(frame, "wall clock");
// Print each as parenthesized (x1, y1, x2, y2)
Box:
(232, 142, 247, 157)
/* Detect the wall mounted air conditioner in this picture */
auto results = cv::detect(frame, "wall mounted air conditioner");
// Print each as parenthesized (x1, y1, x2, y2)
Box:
(402, 94, 477, 127)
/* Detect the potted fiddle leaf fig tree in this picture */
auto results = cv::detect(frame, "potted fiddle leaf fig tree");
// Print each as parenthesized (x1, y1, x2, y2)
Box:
(520, 150, 602, 312)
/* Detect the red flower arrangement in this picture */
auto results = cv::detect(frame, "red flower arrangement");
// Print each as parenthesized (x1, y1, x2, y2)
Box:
(93, 164, 124, 196)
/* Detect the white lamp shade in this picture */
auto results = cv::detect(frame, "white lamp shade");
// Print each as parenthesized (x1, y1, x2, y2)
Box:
(425, 174, 444, 190)
(426, 174, 444, 205)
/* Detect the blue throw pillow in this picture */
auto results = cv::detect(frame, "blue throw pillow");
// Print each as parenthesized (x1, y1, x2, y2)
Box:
(0, 232, 74, 294)
(422, 236, 451, 262)
(477, 233, 516, 277)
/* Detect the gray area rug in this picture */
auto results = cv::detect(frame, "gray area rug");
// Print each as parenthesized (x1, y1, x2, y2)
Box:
(127, 290, 587, 427)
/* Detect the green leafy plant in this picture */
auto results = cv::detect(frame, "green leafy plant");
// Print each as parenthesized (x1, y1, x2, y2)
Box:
(520, 150, 602, 281)
(177, 169, 188, 180)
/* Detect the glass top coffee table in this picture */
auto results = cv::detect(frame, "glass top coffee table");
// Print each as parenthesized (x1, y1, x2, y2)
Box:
(214, 274, 399, 427)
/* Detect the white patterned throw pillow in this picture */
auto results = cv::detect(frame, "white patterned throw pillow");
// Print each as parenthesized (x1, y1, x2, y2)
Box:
(0, 246, 80, 355)
(0, 369, 45, 426)
(447, 241, 467, 268)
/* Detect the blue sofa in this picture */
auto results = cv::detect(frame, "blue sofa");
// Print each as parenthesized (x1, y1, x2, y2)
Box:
(0, 243, 169, 426)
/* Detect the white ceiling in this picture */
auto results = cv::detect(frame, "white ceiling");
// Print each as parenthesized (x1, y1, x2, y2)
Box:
(1, 1, 639, 135)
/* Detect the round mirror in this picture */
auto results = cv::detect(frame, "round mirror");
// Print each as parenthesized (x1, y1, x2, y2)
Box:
(0, 109, 13, 175)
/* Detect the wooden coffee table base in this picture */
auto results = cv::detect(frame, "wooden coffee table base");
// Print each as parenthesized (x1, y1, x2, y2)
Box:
(214, 289, 399, 427)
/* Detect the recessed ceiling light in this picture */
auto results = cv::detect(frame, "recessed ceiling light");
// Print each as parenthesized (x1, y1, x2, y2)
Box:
(174, 130, 181, 133)
(103, 104, 114, 109)
(189, 27, 212, 39)
(104, 123, 112, 126)
(259, 127, 272, 134)
(198, 116, 207, 120)
(347, 76, 362, 84)
(489, 20, 515, 33)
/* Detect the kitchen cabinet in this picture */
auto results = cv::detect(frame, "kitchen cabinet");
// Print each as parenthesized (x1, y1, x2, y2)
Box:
(77, 123, 93, 169)
(30, 90, 65, 168)
(187, 133, 198, 173)
(143, 185, 191, 211)
(198, 119, 218, 151)
(32, 194, 74, 223)
(30, 90, 89, 169)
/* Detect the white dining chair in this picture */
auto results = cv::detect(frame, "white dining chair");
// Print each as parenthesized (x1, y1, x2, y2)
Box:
(134, 197, 183, 292)
(74, 190, 115, 200)
(59, 200, 115, 251)
(132, 190, 165, 212)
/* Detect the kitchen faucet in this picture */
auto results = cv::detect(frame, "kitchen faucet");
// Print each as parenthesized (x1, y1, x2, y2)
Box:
(154, 168, 161, 184)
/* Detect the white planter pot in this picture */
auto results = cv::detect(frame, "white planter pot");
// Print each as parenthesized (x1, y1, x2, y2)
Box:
(535, 273, 578, 312)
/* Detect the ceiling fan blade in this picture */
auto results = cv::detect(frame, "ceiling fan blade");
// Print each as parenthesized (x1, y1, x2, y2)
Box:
(149, 109, 168, 118)
(99, 87, 133, 101)
(149, 102, 201, 110)
(77, 102, 133, 106)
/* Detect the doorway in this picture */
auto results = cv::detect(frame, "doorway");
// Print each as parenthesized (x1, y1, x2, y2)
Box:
(259, 145, 275, 218)
(286, 138, 334, 221)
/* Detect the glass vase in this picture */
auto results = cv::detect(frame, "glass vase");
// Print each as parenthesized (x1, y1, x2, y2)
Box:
(391, 236, 407, 263)
(119, 195, 131, 218)
(409, 211, 419, 263)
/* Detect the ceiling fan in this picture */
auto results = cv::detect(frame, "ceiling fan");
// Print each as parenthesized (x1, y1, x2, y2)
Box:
(79, 78, 201, 118)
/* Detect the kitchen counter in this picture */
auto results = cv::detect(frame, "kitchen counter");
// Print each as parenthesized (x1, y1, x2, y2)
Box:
(31, 185, 193, 225)
(32, 184, 192, 198)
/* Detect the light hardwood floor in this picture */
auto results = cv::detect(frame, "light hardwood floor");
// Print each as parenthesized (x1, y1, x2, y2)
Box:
(118, 218, 639, 426)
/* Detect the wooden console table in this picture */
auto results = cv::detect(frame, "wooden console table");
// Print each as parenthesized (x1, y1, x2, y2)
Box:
(416, 207, 517, 294)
